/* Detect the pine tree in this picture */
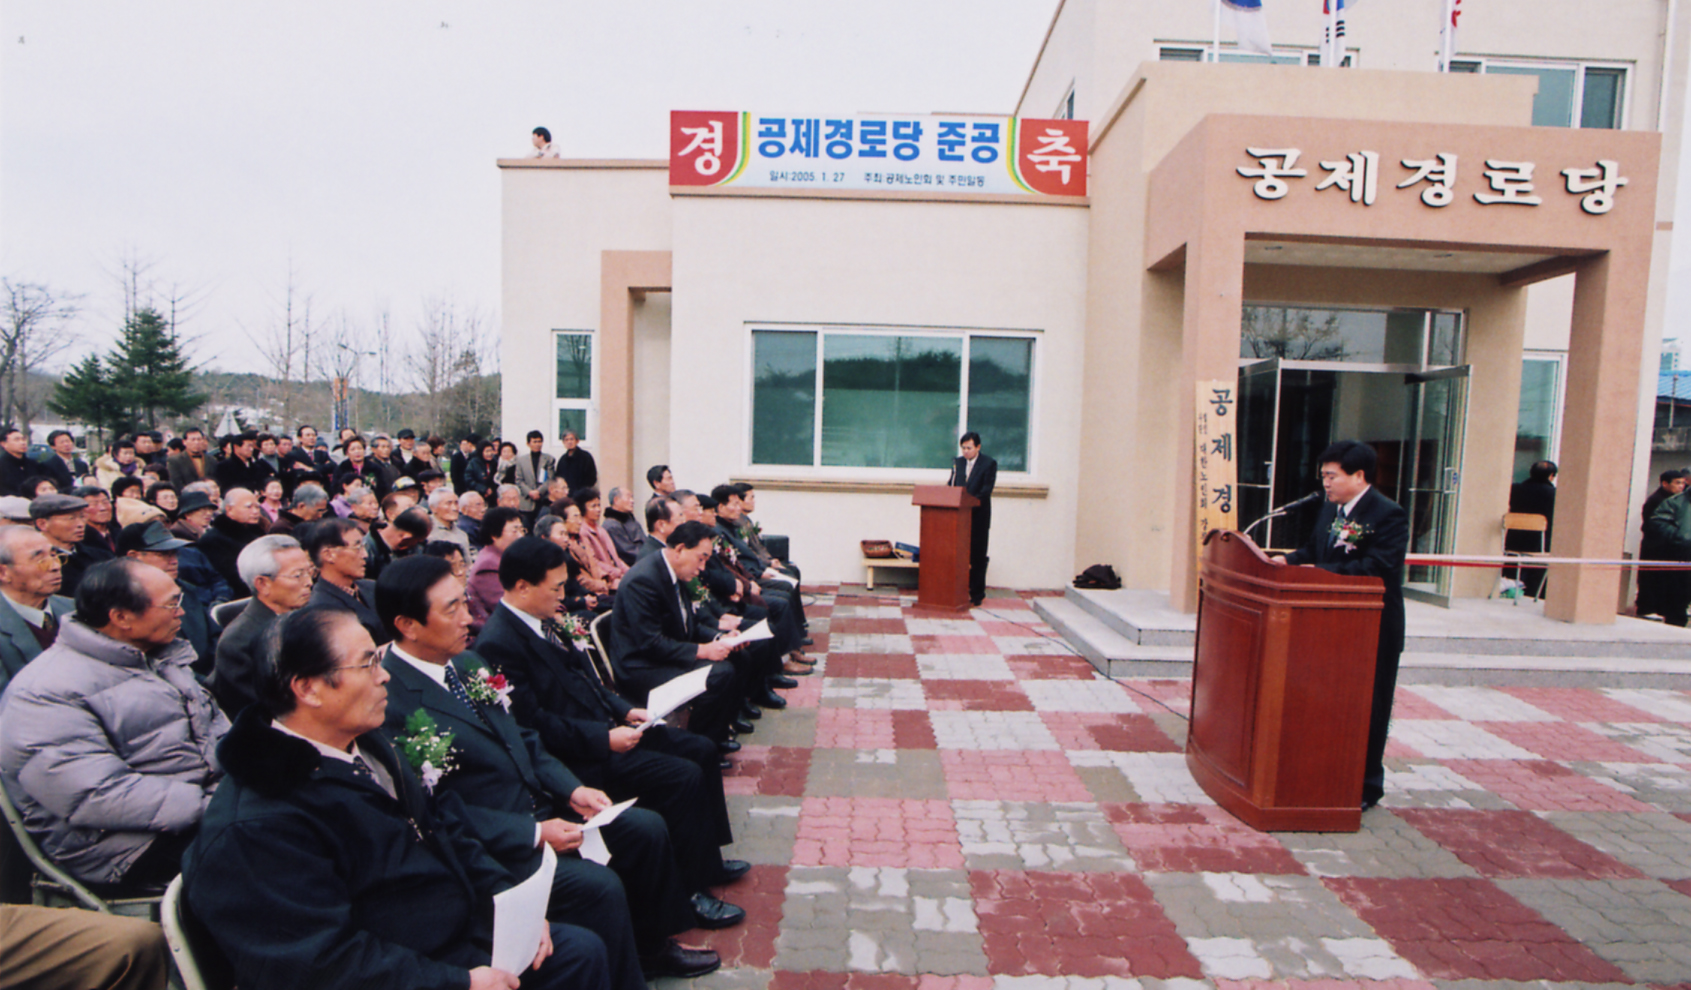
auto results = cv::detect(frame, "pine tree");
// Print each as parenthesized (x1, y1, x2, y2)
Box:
(48, 354, 126, 446)
(109, 307, 205, 429)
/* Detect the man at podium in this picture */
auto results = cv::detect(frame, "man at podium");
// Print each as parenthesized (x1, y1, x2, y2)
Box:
(947, 432, 997, 606)
(1268, 440, 1408, 812)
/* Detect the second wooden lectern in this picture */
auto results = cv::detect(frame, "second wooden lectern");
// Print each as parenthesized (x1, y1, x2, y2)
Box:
(1186, 530, 1384, 832)
(912, 484, 978, 611)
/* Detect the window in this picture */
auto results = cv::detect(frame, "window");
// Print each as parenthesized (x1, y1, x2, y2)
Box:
(1159, 46, 1307, 66)
(750, 328, 1034, 471)
(554, 331, 594, 443)
(1054, 85, 1075, 120)
(1451, 59, 1626, 129)
(1239, 307, 1464, 366)
(1515, 355, 1563, 481)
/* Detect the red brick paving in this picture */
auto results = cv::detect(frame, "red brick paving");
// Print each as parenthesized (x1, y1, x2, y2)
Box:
(722, 745, 812, 797)
(1479, 719, 1659, 763)
(1389, 690, 1459, 720)
(823, 653, 923, 679)
(924, 679, 1034, 712)
(1003, 654, 1097, 680)
(1325, 876, 1632, 983)
(693, 864, 787, 967)
(814, 708, 898, 749)
(911, 634, 1000, 654)
(1042, 711, 1182, 752)
(1103, 803, 1307, 874)
(971, 870, 1203, 978)
(771, 974, 995, 990)
(831, 617, 910, 635)
(1499, 685, 1669, 722)
(940, 749, 1093, 801)
(793, 797, 964, 868)
(1444, 757, 1658, 812)
(891, 709, 937, 749)
(1393, 808, 1645, 879)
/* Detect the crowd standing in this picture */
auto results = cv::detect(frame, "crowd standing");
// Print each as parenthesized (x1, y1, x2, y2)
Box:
(0, 421, 812, 990)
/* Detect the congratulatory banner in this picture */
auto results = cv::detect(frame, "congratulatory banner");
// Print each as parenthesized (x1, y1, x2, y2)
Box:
(670, 111, 1088, 197)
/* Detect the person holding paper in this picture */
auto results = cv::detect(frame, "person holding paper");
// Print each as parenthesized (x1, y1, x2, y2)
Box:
(375, 556, 726, 983)
(710, 485, 811, 674)
(182, 607, 610, 990)
(608, 521, 761, 746)
(475, 536, 748, 901)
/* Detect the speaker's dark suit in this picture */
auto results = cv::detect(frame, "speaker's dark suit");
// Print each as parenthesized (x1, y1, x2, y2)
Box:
(948, 453, 998, 603)
(473, 603, 732, 892)
(1284, 486, 1409, 805)
(381, 650, 688, 986)
(308, 577, 387, 646)
(606, 551, 747, 742)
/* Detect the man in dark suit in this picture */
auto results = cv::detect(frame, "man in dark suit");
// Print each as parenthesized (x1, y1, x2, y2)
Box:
(209, 534, 315, 716)
(1271, 440, 1408, 812)
(948, 431, 998, 606)
(0, 527, 73, 693)
(215, 432, 272, 496)
(1506, 459, 1557, 598)
(475, 537, 747, 897)
(377, 556, 725, 982)
(608, 522, 753, 746)
(185, 606, 610, 990)
(39, 430, 90, 493)
(0, 427, 39, 497)
(303, 516, 387, 646)
(166, 428, 212, 490)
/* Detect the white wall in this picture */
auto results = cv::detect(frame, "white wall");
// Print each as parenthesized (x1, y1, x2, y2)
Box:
(666, 194, 1090, 588)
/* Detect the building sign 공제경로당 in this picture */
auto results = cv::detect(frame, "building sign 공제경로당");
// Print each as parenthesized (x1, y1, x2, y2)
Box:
(1237, 148, 1628, 215)
(1195, 380, 1238, 558)
(670, 111, 1088, 197)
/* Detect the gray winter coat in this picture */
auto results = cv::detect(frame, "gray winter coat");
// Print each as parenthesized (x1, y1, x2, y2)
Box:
(0, 618, 228, 884)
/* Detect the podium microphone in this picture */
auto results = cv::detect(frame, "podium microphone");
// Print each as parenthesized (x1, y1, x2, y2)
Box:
(1242, 490, 1323, 539)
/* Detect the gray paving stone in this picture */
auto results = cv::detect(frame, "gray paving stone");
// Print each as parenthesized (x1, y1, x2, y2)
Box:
(1541, 810, 1691, 880)
(1274, 808, 1481, 879)
(804, 747, 947, 799)
(954, 799, 1133, 872)
(1431, 980, 1637, 990)
(1572, 760, 1691, 812)
(774, 866, 986, 975)
(1498, 877, 1691, 984)
(752, 705, 817, 749)
(726, 795, 800, 865)
(1073, 764, 1141, 803)
(1373, 759, 1519, 811)
(653, 967, 770, 990)
(1149, 712, 1190, 749)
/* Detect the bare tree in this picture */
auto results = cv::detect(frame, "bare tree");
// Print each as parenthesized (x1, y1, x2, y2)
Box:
(317, 309, 374, 433)
(244, 261, 319, 429)
(1, 279, 81, 431)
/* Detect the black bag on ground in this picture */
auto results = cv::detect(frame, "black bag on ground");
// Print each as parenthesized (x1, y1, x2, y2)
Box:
(1073, 564, 1121, 590)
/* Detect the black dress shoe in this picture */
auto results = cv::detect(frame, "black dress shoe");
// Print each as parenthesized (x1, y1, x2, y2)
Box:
(754, 688, 788, 709)
(641, 938, 722, 980)
(801, 636, 815, 647)
(718, 738, 742, 754)
(770, 674, 799, 689)
(730, 717, 755, 735)
(742, 701, 763, 719)
(690, 892, 747, 929)
(1361, 793, 1383, 811)
(712, 859, 752, 884)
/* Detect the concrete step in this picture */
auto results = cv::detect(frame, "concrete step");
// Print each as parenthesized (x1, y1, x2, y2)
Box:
(1034, 597, 1195, 679)
(1065, 587, 1196, 647)
(1398, 651, 1691, 688)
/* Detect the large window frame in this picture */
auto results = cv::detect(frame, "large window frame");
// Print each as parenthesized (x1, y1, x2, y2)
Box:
(745, 323, 1039, 476)
(553, 329, 597, 445)
(1158, 45, 1350, 68)
(1450, 57, 1630, 129)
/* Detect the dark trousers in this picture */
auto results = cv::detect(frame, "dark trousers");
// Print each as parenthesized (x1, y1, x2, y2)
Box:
(547, 857, 643, 990)
(624, 661, 748, 743)
(1361, 644, 1403, 804)
(600, 726, 731, 892)
(528, 924, 611, 990)
(968, 506, 991, 603)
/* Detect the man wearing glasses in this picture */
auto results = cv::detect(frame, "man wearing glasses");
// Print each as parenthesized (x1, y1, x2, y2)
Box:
(209, 535, 317, 717)
(0, 558, 228, 893)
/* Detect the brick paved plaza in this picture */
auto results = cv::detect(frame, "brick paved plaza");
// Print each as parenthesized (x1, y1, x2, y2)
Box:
(660, 585, 1691, 989)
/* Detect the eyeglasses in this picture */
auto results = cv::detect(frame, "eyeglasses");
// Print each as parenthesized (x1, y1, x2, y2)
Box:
(332, 655, 382, 673)
(276, 568, 316, 583)
(151, 595, 185, 613)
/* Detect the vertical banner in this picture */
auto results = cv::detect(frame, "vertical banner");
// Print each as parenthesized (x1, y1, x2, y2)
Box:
(1195, 380, 1239, 557)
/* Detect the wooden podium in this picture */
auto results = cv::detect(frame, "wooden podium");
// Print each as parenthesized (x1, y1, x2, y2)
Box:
(912, 485, 978, 611)
(1186, 530, 1383, 832)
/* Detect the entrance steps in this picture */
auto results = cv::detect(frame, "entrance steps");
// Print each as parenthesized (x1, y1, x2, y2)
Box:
(1034, 586, 1691, 687)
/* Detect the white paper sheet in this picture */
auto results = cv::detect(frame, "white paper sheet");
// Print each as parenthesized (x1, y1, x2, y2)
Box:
(644, 664, 713, 723)
(577, 797, 637, 865)
(718, 618, 773, 649)
(492, 844, 556, 974)
(765, 572, 797, 587)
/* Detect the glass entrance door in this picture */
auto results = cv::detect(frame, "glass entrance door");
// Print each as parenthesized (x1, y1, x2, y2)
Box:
(1235, 359, 1470, 605)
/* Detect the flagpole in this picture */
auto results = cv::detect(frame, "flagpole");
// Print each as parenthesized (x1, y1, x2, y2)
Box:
(1213, 0, 1223, 62)
(1323, 3, 1338, 67)
(1439, 0, 1456, 71)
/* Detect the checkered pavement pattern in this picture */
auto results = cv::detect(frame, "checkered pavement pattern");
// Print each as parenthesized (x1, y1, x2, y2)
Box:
(663, 586, 1691, 989)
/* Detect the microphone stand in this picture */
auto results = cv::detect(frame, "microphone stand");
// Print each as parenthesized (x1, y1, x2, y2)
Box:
(1242, 491, 1323, 541)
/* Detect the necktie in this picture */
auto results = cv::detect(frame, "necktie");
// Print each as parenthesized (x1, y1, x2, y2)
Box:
(351, 754, 376, 782)
(38, 610, 57, 643)
(544, 617, 617, 687)
(443, 664, 494, 731)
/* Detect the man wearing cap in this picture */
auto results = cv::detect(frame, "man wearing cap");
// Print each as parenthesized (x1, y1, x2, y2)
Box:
(0, 496, 35, 527)
(116, 521, 217, 674)
(209, 535, 315, 716)
(0, 527, 74, 693)
(32, 493, 114, 598)
(394, 428, 428, 480)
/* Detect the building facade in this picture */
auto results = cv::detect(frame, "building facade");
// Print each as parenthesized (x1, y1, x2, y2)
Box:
(501, 0, 1687, 623)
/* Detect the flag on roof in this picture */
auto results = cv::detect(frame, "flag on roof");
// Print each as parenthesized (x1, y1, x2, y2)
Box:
(1223, 0, 1273, 56)
(1321, 0, 1358, 67)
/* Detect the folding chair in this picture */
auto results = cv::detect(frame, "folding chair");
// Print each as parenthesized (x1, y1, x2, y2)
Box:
(1501, 512, 1551, 604)
(0, 781, 160, 918)
(161, 874, 236, 990)
(211, 597, 250, 628)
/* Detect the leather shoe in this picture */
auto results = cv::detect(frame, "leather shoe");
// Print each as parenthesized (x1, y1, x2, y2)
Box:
(754, 688, 789, 709)
(1360, 794, 1382, 811)
(719, 758, 733, 770)
(690, 892, 747, 929)
(641, 938, 721, 980)
(742, 701, 763, 719)
(712, 859, 752, 884)
(770, 674, 800, 689)
(718, 738, 742, 754)
(729, 717, 754, 735)
(782, 659, 813, 675)
(801, 636, 815, 647)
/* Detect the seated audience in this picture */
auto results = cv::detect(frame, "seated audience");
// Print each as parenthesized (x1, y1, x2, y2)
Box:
(115, 520, 216, 674)
(428, 487, 473, 556)
(0, 527, 73, 694)
(467, 506, 525, 629)
(601, 487, 644, 566)
(33, 492, 113, 597)
(197, 488, 269, 596)
(535, 512, 604, 616)
(458, 489, 487, 546)
(573, 488, 629, 588)
(0, 905, 169, 990)
(363, 504, 431, 581)
(0, 559, 228, 890)
(209, 534, 314, 716)
(268, 482, 327, 537)
(184, 606, 610, 990)
(303, 516, 386, 646)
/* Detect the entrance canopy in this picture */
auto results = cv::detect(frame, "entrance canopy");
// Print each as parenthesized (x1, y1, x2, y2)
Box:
(1147, 114, 1660, 623)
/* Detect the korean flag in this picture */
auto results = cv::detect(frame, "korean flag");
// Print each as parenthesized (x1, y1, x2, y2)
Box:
(1223, 0, 1274, 56)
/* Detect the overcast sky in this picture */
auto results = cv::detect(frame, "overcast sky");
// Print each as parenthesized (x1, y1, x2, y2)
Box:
(2, 1, 1688, 381)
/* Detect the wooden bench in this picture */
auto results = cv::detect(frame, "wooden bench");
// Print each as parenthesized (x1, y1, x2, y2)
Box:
(863, 555, 919, 590)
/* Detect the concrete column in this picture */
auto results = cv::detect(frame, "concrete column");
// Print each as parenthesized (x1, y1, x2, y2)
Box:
(1170, 227, 1247, 612)
(598, 251, 672, 495)
(1544, 252, 1649, 623)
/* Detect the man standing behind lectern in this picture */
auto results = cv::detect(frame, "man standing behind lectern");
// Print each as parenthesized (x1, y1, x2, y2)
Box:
(948, 432, 997, 607)
(1268, 440, 1408, 812)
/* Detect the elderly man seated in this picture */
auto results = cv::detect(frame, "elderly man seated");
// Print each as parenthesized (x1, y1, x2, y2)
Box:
(209, 534, 316, 716)
(0, 558, 228, 891)
(0, 526, 73, 693)
(184, 607, 609, 990)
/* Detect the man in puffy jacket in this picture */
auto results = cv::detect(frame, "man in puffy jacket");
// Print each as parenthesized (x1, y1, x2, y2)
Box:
(0, 558, 228, 890)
